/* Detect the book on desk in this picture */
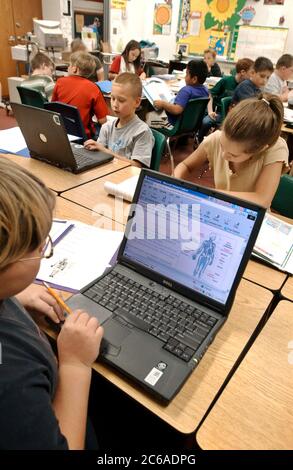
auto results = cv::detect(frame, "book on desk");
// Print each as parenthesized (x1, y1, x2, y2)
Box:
(252, 212, 293, 274)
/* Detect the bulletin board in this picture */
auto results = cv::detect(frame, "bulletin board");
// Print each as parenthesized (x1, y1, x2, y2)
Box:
(74, 12, 103, 39)
(233, 25, 288, 64)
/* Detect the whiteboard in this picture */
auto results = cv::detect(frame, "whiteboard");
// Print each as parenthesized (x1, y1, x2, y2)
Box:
(234, 25, 288, 65)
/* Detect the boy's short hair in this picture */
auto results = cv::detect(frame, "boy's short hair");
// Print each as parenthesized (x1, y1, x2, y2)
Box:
(0, 158, 55, 270)
(235, 58, 254, 73)
(204, 48, 216, 59)
(70, 51, 96, 78)
(30, 52, 54, 72)
(113, 72, 142, 98)
(254, 56, 274, 73)
(276, 54, 293, 69)
(71, 38, 86, 53)
(187, 60, 208, 84)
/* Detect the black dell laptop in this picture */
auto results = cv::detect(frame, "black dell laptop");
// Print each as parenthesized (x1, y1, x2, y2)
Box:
(11, 103, 113, 173)
(66, 169, 265, 403)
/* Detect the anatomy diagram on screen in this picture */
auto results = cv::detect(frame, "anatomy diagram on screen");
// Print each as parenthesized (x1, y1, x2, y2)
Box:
(192, 234, 216, 278)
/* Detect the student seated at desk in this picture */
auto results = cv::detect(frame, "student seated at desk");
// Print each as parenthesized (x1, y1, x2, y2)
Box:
(108, 40, 146, 81)
(147, 60, 209, 128)
(84, 73, 154, 168)
(52, 51, 108, 138)
(71, 38, 104, 82)
(20, 52, 55, 101)
(231, 56, 273, 106)
(264, 54, 293, 103)
(174, 94, 289, 208)
(0, 158, 104, 449)
(197, 58, 254, 142)
(203, 49, 222, 78)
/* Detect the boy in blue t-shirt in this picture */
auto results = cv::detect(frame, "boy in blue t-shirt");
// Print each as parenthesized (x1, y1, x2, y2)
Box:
(151, 60, 209, 127)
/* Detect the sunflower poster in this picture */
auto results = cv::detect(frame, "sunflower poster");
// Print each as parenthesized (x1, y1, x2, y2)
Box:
(177, 0, 247, 55)
(153, 3, 172, 35)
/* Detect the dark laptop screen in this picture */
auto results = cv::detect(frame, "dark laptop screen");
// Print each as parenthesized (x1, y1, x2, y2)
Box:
(122, 174, 259, 305)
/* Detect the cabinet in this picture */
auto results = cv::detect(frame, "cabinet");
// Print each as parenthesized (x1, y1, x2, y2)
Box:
(0, 0, 42, 97)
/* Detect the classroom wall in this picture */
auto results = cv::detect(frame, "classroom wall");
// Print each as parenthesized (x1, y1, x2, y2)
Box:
(110, 0, 293, 64)
(110, 0, 180, 61)
(246, 0, 293, 53)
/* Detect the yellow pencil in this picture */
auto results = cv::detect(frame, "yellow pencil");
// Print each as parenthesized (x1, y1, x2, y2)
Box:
(43, 281, 73, 316)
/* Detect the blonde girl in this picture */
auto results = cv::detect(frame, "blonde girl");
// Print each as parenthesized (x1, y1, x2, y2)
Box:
(174, 93, 289, 208)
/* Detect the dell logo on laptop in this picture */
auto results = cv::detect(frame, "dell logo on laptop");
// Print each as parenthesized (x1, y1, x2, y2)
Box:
(163, 279, 172, 288)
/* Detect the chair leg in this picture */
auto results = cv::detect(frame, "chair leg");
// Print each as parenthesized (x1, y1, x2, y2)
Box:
(166, 137, 175, 176)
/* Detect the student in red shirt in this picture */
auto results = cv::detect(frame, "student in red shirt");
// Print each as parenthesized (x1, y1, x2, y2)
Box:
(108, 40, 146, 81)
(52, 52, 108, 138)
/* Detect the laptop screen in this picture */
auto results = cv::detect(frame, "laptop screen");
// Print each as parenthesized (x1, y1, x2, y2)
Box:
(122, 174, 259, 306)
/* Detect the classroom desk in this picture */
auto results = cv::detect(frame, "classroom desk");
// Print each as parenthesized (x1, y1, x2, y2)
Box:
(52, 177, 274, 436)
(242, 259, 287, 292)
(281, 276, 293, 301)
(54, 196, 125, 232)
(196, 300, 293, 450)
(90, 280, 272, 434)
(0, 153, 131, 194)
(61, 165, 140, 225)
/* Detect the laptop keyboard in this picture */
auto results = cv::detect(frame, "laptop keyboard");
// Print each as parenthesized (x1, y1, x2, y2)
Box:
(72, 147, 97, 167)
(83, 271, 218, 362)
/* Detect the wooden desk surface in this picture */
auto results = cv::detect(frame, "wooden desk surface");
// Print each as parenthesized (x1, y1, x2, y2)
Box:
(243, 259, 286, 291)
(282, 276, 293, 301)
(0, 154, 130, 193)
(197, 300, 293, 450)
(54, 196, 125, 232)
(91, 280, 272, 434)
(61, 166, 140, 225)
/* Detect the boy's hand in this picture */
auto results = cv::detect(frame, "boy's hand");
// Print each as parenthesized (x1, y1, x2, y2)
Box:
(84, 139, 101, 151)
(15, 284, 65, 323)
(153, 100, 165, 110)
(208, 111, 217, 120)
(57, 310, 104, 369)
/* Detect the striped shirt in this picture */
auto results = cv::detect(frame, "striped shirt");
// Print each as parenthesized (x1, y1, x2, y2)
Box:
(20, 74, 54, 100)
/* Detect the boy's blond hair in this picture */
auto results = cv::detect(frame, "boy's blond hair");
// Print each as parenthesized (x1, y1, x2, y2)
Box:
(70, 38, 87, 53)
(113, 72, 142, 99)
(0, 158, 55, 270)
(70, 51, 96, 78)
(223, 93, 283, 153)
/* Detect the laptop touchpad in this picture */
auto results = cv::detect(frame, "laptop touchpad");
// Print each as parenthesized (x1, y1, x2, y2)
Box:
(103, 318, 132, 352)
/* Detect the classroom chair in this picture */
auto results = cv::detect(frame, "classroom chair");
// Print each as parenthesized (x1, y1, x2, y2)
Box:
(44, 101, 87, 143)
(271, 174, 293, 219)
(153, 97, 209, 174)
(220, 96, 232, 121)
(150, 129, 166, 171)
(16, 86, 47, 108)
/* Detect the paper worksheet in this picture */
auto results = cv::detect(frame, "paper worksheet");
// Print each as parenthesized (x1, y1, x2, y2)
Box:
(37, 222, 124, 291)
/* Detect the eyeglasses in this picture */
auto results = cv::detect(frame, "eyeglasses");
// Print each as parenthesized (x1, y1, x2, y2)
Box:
(18, 235, 54, 262)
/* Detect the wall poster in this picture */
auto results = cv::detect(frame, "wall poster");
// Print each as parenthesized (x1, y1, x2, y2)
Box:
(177, 0, 247, 56)
(153, 2, 173, 35)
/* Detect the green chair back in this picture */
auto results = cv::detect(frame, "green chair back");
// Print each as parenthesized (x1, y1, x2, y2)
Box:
(220, 96, 232, 120)
(150, 129, 166, 170)
(156, 97, 209, 138)
(271, 174, 293, 219)
(17, 86, 47, 108)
